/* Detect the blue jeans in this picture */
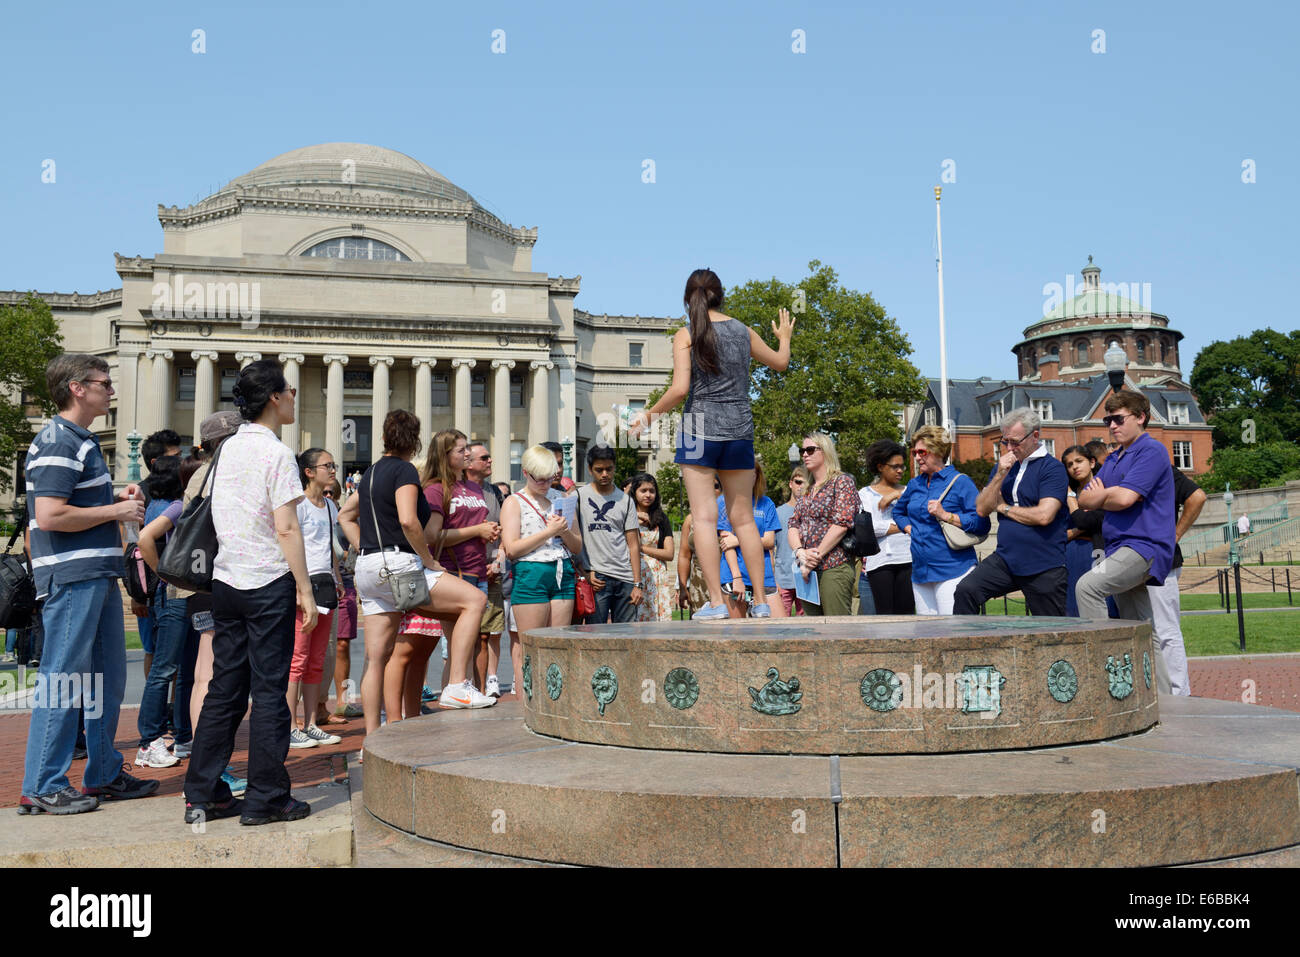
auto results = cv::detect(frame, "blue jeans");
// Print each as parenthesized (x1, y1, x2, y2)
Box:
(138, 589, 190, 747)
(591, 576, 637, 624)
(21, 577, 126, 797)
(858, 573, 877, 616)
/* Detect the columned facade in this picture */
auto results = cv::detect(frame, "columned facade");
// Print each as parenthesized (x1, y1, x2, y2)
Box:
(191, 350, 218, 441)
(412, 357, 434, 455)
(529, 360, 553, 449)
(278, 353, 305, 452)
(491, 359, 514, 483)
(369, 355, 393, 463)
(323, 354, 349, 466)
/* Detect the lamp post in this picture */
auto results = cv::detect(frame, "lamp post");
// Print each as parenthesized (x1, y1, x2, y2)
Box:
(562, 436, 573, 480)
(1104, 341, 1127, 393)
(1224, 484, 1246, 650)
(788, 442, 800, 466)
(126, 429, 143, 482)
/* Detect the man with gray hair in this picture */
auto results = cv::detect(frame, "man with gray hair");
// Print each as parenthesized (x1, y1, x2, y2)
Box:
(954, 407, 1070, 615)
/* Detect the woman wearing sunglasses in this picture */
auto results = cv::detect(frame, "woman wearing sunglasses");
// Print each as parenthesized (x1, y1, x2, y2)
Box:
(630, 268, 795, 620)
(499, 446, 584, 653)
(787, 433, 861, 616)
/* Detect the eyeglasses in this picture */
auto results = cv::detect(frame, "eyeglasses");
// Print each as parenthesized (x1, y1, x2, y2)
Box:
(1000, 434, 1027, 448)
(79, 378, 113, 391)
(311, 462, 337, 471)
(524, 471, 549, 484)
(1102, 413, 1131, 427)
(799, 446, 820, 457)
(913, 449, 933, 458)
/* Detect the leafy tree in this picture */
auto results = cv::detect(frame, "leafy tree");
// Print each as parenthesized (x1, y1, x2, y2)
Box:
(0, 295, 64, 496)
(725, 261, 926, 491)
(654, 461, 687, 527)
(952, 456, 995, 490)
(1190, 330, 1300, 448)
(1193, 441, 1300, 493)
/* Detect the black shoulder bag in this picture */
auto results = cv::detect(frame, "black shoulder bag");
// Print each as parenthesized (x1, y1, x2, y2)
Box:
(0, 508, 37, 629)
(156, 443, 224, 593)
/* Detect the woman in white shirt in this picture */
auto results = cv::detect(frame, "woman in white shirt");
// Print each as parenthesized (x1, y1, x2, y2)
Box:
(858, 440, 916, 615)
(286, 448, 344, 749)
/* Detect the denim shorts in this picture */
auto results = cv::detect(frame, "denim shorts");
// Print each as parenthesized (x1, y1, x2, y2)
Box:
(674, 434, 755, 470)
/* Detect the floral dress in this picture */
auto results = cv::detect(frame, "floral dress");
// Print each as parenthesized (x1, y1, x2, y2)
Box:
(636, 517, 675, 622)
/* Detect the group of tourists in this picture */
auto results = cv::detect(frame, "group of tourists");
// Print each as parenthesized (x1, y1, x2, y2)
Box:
(15, 267, 1198, 823)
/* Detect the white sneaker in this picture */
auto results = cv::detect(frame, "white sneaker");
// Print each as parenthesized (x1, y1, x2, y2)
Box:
(288, 728, 319, 749)
(437, 680, 497, 710)
(135, 737, 179, 768)
(486, 675, 501, 698)
(302, 724, 341, 745)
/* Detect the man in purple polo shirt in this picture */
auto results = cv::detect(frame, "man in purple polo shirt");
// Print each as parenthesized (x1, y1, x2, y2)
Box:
(1075, 390, 1175, 632)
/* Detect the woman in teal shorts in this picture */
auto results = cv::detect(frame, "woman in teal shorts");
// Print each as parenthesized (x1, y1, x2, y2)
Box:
(500, 445, 584, 641)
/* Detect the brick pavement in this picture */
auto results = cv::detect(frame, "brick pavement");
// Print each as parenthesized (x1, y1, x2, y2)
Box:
(0, 694, 520, 809)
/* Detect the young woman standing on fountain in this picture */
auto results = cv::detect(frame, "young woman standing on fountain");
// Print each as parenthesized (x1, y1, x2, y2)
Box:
(631, 268, 795, 619)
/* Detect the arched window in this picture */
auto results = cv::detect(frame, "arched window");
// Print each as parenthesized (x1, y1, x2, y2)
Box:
(1050, 344, 1060, 358)
(1076, 340, 1089, 366)
(1136, 339, 1146, 362)
(301, 237, 409, 261)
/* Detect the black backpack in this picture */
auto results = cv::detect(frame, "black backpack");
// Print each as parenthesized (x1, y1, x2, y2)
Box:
(0, 512, 37, 630)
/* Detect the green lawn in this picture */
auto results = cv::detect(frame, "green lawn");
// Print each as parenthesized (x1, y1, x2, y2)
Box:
(1181, 592, 1295, 611)
(1182, 612, 1300, 656)
(125, 631, 141, 651)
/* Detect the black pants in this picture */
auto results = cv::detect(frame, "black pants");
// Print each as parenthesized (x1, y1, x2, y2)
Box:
(952, 552, 1066, 616)
(184, 573, 296, 814)
(867, 562, 915, 615)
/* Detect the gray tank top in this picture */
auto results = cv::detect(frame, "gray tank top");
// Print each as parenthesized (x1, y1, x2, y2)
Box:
(683, 318, 753, 442)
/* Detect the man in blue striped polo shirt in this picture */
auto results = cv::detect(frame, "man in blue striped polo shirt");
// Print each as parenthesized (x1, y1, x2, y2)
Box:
(19, 354, 161, 815)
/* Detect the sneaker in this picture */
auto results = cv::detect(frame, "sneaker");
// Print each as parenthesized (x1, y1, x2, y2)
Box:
(240, 796, 311, 826)
(72, 745, 88, 761)
(302, 724, 341, 746)
(135, 737, 179, 768)
(83, 767, 160, 802)
(288, 728, 319, 749)
(691, 602, 729, 621)
(184, 797, 243, 824)
(437, 680, 497, 709)
(486, 675, 501, 698)
(421, 685, 436, 702)
(172, 740, 192, 759)
(339, 703, 364, 717)
(749, 603, 772, 619)
(221, 768, 247, 797)
(17, 785, 99, 815)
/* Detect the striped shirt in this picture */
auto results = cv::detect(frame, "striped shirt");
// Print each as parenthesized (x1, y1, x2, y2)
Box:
(26, 415, 122, 598)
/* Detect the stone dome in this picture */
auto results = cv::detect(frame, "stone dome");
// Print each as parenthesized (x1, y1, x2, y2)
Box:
(221, 143, 481, 206)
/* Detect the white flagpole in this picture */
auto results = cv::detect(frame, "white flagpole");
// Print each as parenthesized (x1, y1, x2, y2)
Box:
(935, 186, 950, 439)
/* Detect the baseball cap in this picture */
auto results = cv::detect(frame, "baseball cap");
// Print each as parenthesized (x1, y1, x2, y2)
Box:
(200, 410, 244, 445)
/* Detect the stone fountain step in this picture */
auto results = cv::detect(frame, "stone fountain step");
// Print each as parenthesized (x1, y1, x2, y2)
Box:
(363, 697, 1300, 867)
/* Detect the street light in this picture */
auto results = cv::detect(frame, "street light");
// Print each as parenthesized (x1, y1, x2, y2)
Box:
(126, 429, 143, 482)
(1224, 483, 1246, 651)
(1104, 341, 1127, 393)
(788, 442, 800, 465)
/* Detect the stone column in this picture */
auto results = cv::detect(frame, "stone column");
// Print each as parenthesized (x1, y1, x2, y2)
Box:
(411, 357, 434, 456)
(452, 357, 476, 436)
(491, 359, 515, 483)
(323, 354, 349, 466)
(528, 360, 553, 448)
(369, 355, 394, 463)
(149, 349, 173, 433)
(278, 353, 305, 453)
(235, 351, 262, 370)
(191, 350, 218, 441)
(115, 348, 140, 483)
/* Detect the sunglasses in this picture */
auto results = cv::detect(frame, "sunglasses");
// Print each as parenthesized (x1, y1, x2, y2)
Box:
(799, 446, 820, 457)
(1102, 413, 1131, 427)
(913, 449, 933, 458)
(791, 479, 806, 485)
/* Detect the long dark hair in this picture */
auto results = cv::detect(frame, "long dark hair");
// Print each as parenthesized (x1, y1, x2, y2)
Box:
(629, 471, 666, 531)
(232, 358, 287, 421)
(298, 447, 329, 489)
(684, 268, 724, 376)
(144, 454, 183, 502)
(1061, 444, 1098, 492)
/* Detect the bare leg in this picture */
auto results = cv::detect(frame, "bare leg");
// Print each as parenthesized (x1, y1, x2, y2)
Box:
(332, 639, 351, 714)
(423, 576, 488, 686)
(681, 465, 725, 607)
(189, 631, 214, 736)
(719, 468, 769, 608)
(403, 636, 436, 717)
(473, 636, 489, 690)
(385, 635, 415, 723)
(361, 612, 399, 736)
(285, 680, 302, 729)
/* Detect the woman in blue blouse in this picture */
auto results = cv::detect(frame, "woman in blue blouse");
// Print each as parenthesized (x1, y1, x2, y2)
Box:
(895, 426, 990, 614)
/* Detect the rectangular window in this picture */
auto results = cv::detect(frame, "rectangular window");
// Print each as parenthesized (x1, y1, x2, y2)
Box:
(1173, 441, 1193, 470)
(510, 440, 524, 482)
(628, 342, 643, 367)
(1042, 438, 1056, 457)
(219, 368, 238, 402)
(989, 401, 1003, 426)
(472, 373, 488, 407)
(343, 369, 373, 390)
(1031, 399, 1053, 421)
(923, 406, 937, 426)
(432, 373, 450, 406)
(1168, 402, 1189, 425)
(178, 368, 195, 402)
(510, 375, 525, 408)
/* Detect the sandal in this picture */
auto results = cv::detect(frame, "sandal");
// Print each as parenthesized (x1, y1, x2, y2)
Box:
(317, 712, 349, 726)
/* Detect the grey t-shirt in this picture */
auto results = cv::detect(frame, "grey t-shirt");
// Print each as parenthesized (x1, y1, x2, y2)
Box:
(577, 484, 639, 581)
(682, 318, 753, 442)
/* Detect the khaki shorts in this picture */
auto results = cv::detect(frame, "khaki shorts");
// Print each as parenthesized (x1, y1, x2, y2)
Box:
(481, 579, 505, 635)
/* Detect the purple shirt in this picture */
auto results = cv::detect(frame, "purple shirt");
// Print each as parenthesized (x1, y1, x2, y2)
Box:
(1096, 432, 1176, 586)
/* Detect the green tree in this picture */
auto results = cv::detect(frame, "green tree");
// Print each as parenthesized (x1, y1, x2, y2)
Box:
(724, 261, 926, 490)
(654, 461, 687, 527)
(1190, 330, 1300, 448)
(0, 295, 64, 495)
(952, 455, 995, 490)
(1193, 441, 1300, 493)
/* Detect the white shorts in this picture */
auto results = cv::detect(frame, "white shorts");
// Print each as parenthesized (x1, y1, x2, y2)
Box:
(502, 599, 518, 635)
(354, 550, 443, 616)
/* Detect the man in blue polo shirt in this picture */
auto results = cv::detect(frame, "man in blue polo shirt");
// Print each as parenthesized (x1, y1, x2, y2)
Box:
(954, 407, 1069, 615)
(19, 354, 160, 815)
(1075, 390, 1175, 627)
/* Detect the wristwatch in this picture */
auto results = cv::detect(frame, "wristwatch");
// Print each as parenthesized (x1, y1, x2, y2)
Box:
(633, 581, 643, 588)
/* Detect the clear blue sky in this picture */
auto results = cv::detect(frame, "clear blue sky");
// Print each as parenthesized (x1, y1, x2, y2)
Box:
(2, 1, 1294, 381)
